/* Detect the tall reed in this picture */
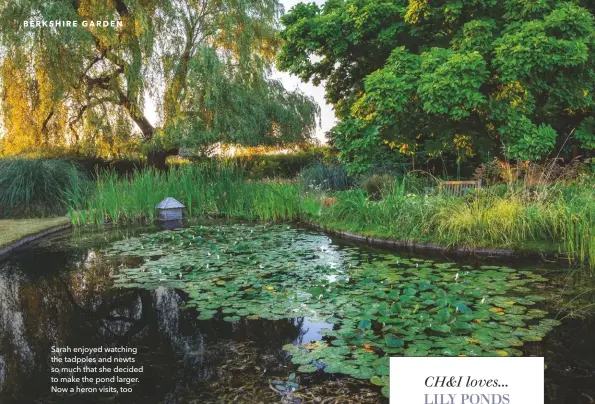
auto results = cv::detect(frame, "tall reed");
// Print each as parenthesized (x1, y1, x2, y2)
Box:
(69, 163, 595, 272)
(564, 194, 595, 270)
(68, 163, 303, 225)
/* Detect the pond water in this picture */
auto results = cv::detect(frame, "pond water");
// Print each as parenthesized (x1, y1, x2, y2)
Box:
(0, 223, 593, 403)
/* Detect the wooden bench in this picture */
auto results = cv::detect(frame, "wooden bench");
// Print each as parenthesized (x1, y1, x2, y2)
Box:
(438, 180, 482, 196)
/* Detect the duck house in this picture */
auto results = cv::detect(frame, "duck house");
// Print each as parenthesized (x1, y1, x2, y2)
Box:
(156, 197, 185, 221)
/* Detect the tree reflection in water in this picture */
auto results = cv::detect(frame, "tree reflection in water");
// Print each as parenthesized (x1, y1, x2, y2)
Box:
(0, 229, 381, 404)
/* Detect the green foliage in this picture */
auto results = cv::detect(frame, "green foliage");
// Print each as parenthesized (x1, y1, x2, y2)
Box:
(418, 50, 489, 120)
(564, 192, 595, 271)
(68, 164, 303, 225)
(233, 147, 331, 179)
(499, 117, 558, 161)
(0, 158, 89, 218)
(279, 0, 595, 170)
(575, 117, 595, 149)
(0, 0, 319, 159)
(318, 180, 595, 270)
(105, 224, 559, 398)
(299, 163, 353, 191)
(359, 174, 397, 199)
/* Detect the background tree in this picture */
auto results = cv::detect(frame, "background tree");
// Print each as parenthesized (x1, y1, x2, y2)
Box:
(278, 0, 595, 173)
(0, 0, 319, 167)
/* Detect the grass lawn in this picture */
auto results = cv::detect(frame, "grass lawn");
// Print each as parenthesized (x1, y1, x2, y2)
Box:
(0, 217, 71, 249)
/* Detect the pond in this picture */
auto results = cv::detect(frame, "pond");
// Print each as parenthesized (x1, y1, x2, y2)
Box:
(0, 222, 593, 403)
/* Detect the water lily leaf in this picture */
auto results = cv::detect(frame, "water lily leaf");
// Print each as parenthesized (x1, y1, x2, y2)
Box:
(384, 335, 405, 348)
(390, 302, 402, 315)
(437, 308, 451, 323)
(455, 303, 472, 314)
(297, 364, 317, 373)
(370, 375, 387, 386)
(358, 319, 372, 330)
(451, 322, 473, 333)
(431, 324, 451, 333)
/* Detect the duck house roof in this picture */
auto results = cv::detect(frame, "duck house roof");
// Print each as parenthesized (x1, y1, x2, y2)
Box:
(156, 197, 185, 209)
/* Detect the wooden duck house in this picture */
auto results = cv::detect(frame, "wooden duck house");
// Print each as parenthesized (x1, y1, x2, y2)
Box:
(156, 197, 185, 221)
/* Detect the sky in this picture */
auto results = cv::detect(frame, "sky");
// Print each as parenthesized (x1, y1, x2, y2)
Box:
(273, 0, 335, 143)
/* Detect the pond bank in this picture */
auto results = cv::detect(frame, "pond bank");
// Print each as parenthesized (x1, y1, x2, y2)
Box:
(306, 221, 566, 264)
(0, 217, 71, 258)
(308, 222, 513, 257)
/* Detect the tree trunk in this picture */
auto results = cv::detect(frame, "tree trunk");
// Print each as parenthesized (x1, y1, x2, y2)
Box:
(147, 148, 179, 170)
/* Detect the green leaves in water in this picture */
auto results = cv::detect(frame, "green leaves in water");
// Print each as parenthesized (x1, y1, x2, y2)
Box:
(105, 224, 560, 399)
(284, 259, 559, 397)
(106, 224, 349, 322)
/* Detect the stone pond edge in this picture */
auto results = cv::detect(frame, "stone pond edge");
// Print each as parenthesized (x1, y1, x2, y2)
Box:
(0, 223, 73, 259)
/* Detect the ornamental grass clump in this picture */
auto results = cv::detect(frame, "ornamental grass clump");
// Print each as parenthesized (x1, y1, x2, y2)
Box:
(0, 158, 89, 218)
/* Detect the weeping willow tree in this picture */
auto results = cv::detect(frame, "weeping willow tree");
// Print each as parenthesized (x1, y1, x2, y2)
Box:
(0, 0, 319, 166)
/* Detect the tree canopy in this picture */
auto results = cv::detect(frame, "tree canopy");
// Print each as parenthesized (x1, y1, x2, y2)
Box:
(0, 0, 319, 165)
(278, 0, 595, 172)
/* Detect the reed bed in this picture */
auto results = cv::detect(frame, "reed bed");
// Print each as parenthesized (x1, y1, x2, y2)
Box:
(68, 163, 303, 226)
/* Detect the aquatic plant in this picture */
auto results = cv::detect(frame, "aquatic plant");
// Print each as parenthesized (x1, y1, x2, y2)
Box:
(69, 164, 302, 225)
(106, 224, 560, 398)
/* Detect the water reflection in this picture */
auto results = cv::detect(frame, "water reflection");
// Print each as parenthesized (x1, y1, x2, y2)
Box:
(0, 228, 380, 404)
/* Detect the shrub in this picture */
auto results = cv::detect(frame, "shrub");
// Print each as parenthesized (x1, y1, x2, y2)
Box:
(299, 163, 353, 191)
(65, 157, 145, 178)
(359, 174, 395, 199)
(0, 158, 90, 218)
(474, 158, 585, 187)
(234, 147, 333, 179)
